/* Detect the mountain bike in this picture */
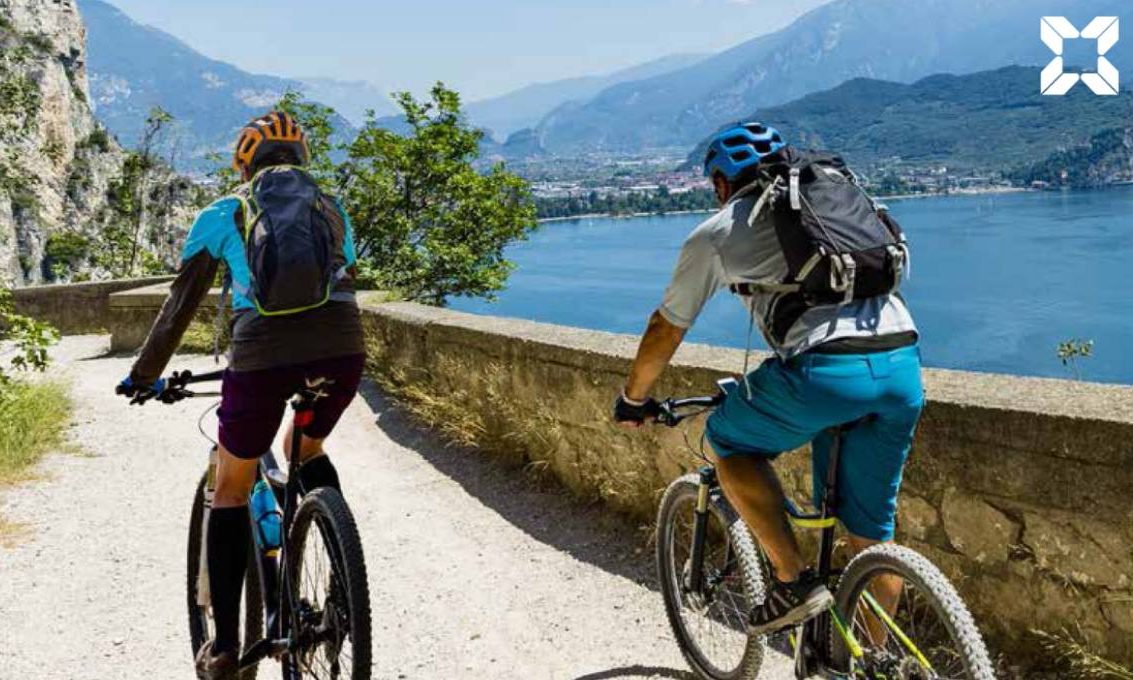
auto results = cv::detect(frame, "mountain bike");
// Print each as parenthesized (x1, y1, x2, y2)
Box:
(654, 378, 995, 680)
(138, 369, 372, 679)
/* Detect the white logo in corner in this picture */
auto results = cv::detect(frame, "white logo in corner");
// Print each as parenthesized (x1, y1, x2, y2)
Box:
(1041, 16, 1120, 96)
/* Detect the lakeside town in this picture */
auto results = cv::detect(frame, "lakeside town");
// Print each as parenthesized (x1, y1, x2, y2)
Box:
(522, 152, 1074, 219)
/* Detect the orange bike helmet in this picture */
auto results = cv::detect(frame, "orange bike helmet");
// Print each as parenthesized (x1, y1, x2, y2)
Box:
(232, 110, 310, 174)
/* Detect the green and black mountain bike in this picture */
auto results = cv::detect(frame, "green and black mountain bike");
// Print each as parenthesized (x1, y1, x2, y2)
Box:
(139, 369, 371, 679)
(653, 378, 995, 680)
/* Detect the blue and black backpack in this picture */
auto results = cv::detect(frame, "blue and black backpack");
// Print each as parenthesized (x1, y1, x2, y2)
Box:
(232, 166, 346, 316)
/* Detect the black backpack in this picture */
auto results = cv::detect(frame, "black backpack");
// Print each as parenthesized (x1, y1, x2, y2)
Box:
(235, 167, 341, 316)
(740, 147, 910, 342)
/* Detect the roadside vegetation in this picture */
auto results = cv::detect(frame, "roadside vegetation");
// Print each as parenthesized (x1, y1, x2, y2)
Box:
(1057, 338, 1094, 380)
(0, 289, 67, 485)
(1033, 630, 1133, 680)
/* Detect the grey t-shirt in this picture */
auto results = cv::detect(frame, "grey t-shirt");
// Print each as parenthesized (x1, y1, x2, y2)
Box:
(659, 187, 918, 358)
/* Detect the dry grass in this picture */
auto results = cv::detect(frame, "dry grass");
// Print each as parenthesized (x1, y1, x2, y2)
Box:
(1031, 629, 1133, 680)
(0, 515, 30, 548)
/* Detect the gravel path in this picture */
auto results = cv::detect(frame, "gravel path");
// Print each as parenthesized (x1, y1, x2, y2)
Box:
(0, 336, 792, 679)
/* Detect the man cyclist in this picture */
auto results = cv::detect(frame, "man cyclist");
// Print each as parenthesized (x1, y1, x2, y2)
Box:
(115, 111, 365, 679)
(613, 123, 924, 635)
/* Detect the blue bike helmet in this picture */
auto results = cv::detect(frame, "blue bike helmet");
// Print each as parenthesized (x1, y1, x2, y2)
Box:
(703, 122, 786, 180)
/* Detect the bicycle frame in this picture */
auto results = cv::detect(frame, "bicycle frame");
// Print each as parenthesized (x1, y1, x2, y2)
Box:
(176, 369, 328, 674)
(663, 386, 935, 680)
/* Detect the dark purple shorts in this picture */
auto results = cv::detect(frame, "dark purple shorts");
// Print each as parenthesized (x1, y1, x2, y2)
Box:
(217, 353, 365, 459)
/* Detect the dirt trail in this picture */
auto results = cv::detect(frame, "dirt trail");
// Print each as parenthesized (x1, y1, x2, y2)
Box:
(0, 336, 791, 679)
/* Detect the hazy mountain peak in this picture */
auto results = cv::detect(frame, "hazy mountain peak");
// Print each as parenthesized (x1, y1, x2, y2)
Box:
(534, 0, 1130, 155)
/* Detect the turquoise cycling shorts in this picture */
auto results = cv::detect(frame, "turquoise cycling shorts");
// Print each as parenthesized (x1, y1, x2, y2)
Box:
(704, 345, 925, 542)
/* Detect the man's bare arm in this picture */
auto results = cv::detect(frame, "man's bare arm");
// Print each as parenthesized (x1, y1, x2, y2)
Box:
(624, 310, 687, 401)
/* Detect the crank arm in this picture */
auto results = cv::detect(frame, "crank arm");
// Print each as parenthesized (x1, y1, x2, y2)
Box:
(239, 637, 291, 668)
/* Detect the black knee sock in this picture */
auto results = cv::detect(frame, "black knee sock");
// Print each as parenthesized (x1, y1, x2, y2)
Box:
(298, 455, 341, 495)
(207, 505, 251, 656)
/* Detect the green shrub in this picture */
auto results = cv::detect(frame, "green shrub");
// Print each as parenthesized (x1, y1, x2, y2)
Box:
(1, 288, 60, 373)
(180, 317, 229, 355)
(0, 289, 66, 484)
(21, 32, 52, 53)
(80, 127, 112, 153)
(0, 379, 71, 483)
(44, 231, 90, 279)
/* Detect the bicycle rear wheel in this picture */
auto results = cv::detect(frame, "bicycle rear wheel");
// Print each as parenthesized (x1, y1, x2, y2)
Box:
(187, 472, 263, 680)
(284, 487, 372, 679)
(830, 543, 995, 679)
(657, 474, 766, 680)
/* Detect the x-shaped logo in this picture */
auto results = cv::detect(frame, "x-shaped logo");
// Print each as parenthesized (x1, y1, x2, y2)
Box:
(1041, 16, 1120, 96)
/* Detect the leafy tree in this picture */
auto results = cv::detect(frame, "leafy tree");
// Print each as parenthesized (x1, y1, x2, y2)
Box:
(96, 106, 179, 277)
(141, 106, 174, 163)
(228, 84, 537, 305)
(340, 84, 537, 303)
(277, 91, 338, 187)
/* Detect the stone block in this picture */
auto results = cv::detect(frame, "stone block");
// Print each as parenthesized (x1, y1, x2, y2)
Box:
(1022, 511, 1132, 589)
(941, 488, 1018, 564)
(897, 495, 939, 543)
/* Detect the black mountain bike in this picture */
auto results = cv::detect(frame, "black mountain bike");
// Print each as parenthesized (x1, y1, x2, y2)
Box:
(654, 378, 995, 680)
(138, 369, 372, 679)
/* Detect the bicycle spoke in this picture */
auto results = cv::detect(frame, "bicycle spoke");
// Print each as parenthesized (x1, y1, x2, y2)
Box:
(292, 512, 357, 679)
(849, 571, 971, 679)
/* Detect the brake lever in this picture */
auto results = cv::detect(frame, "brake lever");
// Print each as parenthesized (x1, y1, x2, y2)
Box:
(655, 401, 679, 428)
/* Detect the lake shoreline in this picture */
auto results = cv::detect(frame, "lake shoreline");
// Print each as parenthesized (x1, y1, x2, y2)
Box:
(537, 186, 1035, 223)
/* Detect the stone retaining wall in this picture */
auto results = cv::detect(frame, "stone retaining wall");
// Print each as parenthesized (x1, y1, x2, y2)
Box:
(362, 301, 1133, 668)
(11, 280, 1133, 667)
(11, 276, 173, 335)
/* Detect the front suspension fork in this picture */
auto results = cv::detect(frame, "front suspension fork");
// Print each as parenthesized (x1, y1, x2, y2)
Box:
(688, 467, 716, 594)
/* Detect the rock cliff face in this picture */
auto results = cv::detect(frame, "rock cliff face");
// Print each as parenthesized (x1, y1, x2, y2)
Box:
(0, 0, 196, 286)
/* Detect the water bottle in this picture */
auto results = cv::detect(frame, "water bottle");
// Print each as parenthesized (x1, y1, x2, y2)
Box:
(249, 480, 282, 552)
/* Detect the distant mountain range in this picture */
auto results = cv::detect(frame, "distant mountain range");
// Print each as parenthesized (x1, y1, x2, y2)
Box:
(294, 77, 399, 125)
(530, 0, 1132, 155)
(79, 0, 705, 168)
(684, 66, 1133, 176)
(463, 54, 706, 141)
(80, 0, 1133, 170)
(79, 0, 331, 171)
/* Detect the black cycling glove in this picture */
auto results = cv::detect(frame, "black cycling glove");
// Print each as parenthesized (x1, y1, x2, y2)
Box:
(613, 392, 660, 425)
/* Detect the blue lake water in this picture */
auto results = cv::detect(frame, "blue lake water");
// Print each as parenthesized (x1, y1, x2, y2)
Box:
(451, 188, 1133, 385)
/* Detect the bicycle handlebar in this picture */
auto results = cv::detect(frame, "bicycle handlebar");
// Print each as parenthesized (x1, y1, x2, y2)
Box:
(655, 393, 725, 427)
(651, 377, 737, 427)
(128, 369, 224, 405)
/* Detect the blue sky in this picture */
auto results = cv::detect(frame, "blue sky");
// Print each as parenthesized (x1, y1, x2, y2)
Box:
(101, 0, 833, 101)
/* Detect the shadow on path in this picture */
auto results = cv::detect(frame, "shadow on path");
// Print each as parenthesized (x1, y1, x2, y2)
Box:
(573, 665, 695, 680)
(360, 382, 659, 589)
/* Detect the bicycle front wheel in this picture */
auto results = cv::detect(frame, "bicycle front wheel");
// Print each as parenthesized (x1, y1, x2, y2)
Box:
(284, 487, 372, 679)
(831, 543, 995, 679)
(187, 472, 263, 680)
(657, 474, 766, 680)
